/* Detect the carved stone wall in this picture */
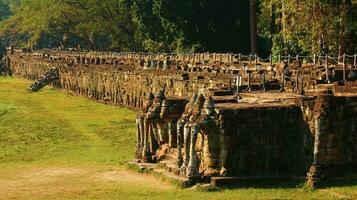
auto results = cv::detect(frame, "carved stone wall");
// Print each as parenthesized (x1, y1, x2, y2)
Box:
(9, 54, 224, 108)
(302, 94, 357, 187)
(218, 106, 313, 177)
(6, 50, 357, 187)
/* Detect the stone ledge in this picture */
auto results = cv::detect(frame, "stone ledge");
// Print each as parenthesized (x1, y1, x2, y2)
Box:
(127, 160, 200, 188)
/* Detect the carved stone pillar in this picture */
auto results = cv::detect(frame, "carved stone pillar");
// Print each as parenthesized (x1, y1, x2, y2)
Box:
(142, 118, 152, 162)
(176, 93, 198, 168)
(176, 121, 184, 168)
(135, 118, 142, 159)
(219, 118, 230, 176)
(186, 125, 200, 177)
(157, 122, 168, 145)
(168, 121, 177, 148)
(307, 95, 331, 188)
(141, 89, 166, 162)
(180, 123, 191, 174)
(150, 122, 160, 157)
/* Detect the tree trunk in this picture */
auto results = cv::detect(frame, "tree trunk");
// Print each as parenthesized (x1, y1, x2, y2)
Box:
(338, 0, 350, 61)
(250, 0, 257, 54)
(89, 31, 97, 50)
(281, 0, 288, 54)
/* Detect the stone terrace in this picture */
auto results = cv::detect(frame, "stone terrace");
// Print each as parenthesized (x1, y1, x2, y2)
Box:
(3, 49, 357, 187)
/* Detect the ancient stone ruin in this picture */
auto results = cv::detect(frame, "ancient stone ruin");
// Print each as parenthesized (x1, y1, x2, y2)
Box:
(4, 49, 357, 187)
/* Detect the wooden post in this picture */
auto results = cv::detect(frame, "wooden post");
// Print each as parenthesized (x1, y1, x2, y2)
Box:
(354, 54, 357, 66)
(313, 54, 316, 65)
(249, 54, 252, 64)
(236, 75, 240, 95)
(343, 53, 346, 82)
(278, 55, 281, 63)
(238, 53, 241, 63)
(255, 54, 257, 64)
(325, 54, 329, 83)
(247, 72, 251, 92)
(229, 77, 232, 92)
(288, 54, 291, 66)
(295, 73, 299, 92)
(261, 72, 266, 91)
(280, 74, 285, 92)
(270, 54, 272, 65)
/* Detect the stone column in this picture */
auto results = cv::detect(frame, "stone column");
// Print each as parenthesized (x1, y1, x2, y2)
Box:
(307, 95, 331, 188)
(176, 121, 184, 168)
(219, 116, 230, 176)
(135, 118, 141, 159)
(157, 122, 168, 145)
(168, 121, 177, 148)
(150, 122, 160, 156)
(186, 125, 200, 177)
(180, 123, 191, 174)
(142, 118, 151, 162)
(135, 116, 145, 159)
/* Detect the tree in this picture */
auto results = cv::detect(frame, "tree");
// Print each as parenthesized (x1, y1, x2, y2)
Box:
(0, 0, 16, 49)
(0, 0, 355, 54)
(250, 0, 257, 54)
(259, 0, 356, 56)
(132, 0, 251, 53)
(0, 0, 137, 50)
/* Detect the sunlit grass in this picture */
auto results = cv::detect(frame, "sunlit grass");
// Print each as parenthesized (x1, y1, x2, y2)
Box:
(0, 77, 136, 165)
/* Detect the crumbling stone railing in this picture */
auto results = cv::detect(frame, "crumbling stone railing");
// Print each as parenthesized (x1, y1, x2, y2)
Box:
(7, 49, 357, 94)
(14, 48, 357, 66)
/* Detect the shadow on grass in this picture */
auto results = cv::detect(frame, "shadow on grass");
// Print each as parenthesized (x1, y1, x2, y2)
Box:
(219, 167, 357, 190)
(125, 160, 357, 191)
(216, 178, 307, 190)
(319, 167, 357, 189)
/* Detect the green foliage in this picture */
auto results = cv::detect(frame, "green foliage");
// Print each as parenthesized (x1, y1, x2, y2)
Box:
(0, 0, 11, 21)
(259, 0, 357, 56)
(0, 0, 15, 49)
(0, 0, 137, 50)
(0, 0, 251, 53)
(0, 0, 355, 54)
(132, 0, 251, 53)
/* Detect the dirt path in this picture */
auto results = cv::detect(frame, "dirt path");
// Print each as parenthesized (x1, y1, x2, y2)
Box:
(0, 166, 173, 200)
(320, 189, 352, 200)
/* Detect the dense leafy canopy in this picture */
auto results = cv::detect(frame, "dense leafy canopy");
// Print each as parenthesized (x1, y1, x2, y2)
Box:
(132, 0, 251, 53)
(259, 0, 357, 55)
(0, 0, 356, 55)
(0, 0, 15, 50)
(0, 0, 136, 50)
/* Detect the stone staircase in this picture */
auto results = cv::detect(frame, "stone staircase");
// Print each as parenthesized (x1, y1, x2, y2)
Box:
(27, 68, 59, 92)
(157, 148, 181, 175)
(154, 148, 201, 186)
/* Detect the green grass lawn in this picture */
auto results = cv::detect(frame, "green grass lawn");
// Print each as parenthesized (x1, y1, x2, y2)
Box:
(0, 77, 356, 200)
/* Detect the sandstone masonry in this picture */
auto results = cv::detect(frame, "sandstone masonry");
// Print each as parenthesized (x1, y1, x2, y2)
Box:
(5, 49, 357, 187)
